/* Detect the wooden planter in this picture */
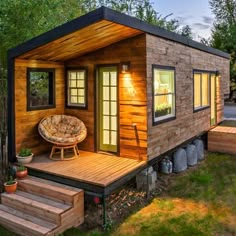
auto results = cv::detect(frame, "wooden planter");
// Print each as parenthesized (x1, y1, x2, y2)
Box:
(4, 181, 17, 194)
(16, 169, 28, 179)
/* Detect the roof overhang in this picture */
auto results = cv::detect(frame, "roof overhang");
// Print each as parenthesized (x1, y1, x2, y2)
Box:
(8, 6, 230, 61)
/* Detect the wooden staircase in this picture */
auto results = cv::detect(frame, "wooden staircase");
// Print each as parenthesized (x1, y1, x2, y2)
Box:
(0, 176, 84, 236)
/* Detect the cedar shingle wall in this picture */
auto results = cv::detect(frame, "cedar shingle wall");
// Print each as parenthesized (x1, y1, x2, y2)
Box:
(14, 59, 65, 155)
(146, 34, 230, 160)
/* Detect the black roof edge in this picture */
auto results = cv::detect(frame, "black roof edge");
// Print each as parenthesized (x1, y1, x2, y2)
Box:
(8, 6, 230, 60)
(103, 7, 230, 59)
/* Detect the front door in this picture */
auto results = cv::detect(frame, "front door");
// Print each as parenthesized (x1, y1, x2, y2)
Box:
(210, 74, 217, 126)
(97, 66, 118, 153)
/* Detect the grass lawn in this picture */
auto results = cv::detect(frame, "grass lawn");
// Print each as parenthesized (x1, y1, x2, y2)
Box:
(1, 152, 236, 236)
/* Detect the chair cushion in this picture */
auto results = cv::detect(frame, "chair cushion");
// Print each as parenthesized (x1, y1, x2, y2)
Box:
(38, 115, 87, 145)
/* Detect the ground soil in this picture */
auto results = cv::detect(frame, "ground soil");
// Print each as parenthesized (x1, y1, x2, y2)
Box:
(80, 162, 202, 231)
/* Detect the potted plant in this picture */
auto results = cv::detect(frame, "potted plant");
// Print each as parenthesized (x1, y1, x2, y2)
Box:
(16, 148, 33, 164)
(16, 165, 28, 179)
(155, 103, 171, 117)
(4, 176, 17, 194)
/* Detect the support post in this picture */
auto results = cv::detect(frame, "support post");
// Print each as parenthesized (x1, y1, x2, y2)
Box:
(102, 195, 107, 229)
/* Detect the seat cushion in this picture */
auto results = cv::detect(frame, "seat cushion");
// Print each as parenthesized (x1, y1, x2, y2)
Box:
(38, 115, 87, 145)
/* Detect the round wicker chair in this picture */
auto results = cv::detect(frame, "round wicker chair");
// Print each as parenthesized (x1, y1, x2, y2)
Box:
(38, 115, 87, 160)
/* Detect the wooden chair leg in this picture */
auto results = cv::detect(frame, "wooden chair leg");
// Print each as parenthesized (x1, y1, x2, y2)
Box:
(73, 146, 78, 158)
(50, 145, 56, 159)
(75, 145, 80, 156)
(60, 147, 64, 160)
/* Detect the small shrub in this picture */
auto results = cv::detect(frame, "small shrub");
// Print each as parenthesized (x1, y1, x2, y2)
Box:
(18, 148, 32, 157)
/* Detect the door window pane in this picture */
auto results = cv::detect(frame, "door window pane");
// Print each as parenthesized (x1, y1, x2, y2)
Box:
(111, 131, 117, 145)
(103, 130, 110, 144)
(103, 101, 110, 115)
(103, 116, 110, 130)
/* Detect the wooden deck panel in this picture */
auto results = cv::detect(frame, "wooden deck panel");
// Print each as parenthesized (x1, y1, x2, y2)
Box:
(25, 151, 146, 188)
(208, 126, 236, 154)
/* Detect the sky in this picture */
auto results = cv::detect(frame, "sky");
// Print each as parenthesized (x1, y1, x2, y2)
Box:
(153, 0, 214, 41)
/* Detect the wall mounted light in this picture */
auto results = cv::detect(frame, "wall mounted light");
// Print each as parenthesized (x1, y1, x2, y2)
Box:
(120, 62, 131, 73)
(216, 70, 220, 76)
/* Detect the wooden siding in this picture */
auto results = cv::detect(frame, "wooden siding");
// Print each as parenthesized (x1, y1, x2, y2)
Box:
(25, 151, 146, 187)
(146, 34, 230, 160)
(208, 126, 236, 154)
(17, 20, 142, 61)
(14, 59, 65, 155)
(66, 34, 147, 160)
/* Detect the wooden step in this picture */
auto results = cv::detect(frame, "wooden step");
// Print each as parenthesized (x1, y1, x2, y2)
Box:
(0, 205, 57, 231)
(1, 191, 70, 224)
(0, 207, 55, 236)
(18, 177, 82, 205)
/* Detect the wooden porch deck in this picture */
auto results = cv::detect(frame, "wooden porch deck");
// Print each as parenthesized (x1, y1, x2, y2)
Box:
(208, 125, 236, 154)
(25, 151, 146, 196)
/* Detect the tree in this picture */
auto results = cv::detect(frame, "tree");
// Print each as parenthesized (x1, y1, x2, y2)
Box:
(209, 0, 236, 96)
(180, 25, 193, 39)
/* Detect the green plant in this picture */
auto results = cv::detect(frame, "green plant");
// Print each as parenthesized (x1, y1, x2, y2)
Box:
(5, 176, 16, 185)
(155, 103, 171, 112)
(17, 165, 26, 172)
(18, 148, 32, 157)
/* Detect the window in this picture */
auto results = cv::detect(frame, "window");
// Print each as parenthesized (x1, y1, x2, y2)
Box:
(153, 65, 175, 124)
(194, 71, 210, 111)
(27, 68, 55, 111)
(67, 68, 87, 108)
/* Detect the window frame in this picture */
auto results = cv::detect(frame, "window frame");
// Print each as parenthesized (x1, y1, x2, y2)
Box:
(152, 65, 176, 126)
(193, 69, 214, 112)
(65, 67, 88, 109)
(26, 68, 55, 111)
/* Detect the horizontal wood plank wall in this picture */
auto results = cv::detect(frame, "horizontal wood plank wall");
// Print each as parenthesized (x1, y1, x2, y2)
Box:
(14, 59, 65, 155)
(208, 126, 236, 154)
(146, 34, 230, 160)
(65, 34, 147, 160)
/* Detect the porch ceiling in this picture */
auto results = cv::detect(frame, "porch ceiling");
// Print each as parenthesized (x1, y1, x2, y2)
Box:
(17, 20, 142, 61)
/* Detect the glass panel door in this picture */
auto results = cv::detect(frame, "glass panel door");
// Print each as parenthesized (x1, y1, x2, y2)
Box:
(98, 67, 118, 153)
(210, 74, 216, 126)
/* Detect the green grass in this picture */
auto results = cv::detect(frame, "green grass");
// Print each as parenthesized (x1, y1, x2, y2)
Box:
(113, 152, 236, 236)
(1, 152, 236, 236)
(0, 226, 17, 236)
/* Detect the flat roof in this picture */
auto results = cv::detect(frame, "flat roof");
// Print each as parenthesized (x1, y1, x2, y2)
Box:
(8, 6, 230, 60)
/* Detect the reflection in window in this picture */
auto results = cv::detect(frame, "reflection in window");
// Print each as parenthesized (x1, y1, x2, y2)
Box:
(153, 66, 175, 123)
(67, 69, 87, 107)
(194, 72, 210, 110)
(27, 68, 55, 110)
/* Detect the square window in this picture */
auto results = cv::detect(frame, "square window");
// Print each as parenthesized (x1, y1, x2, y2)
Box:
(153, 66, 176, 124)
(67, 68, 87, 108)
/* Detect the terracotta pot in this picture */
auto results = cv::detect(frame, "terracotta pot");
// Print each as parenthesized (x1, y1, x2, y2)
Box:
(16, 153, 33, 164)
(4, 181, 17, 194)
(16, 169, 28, 179)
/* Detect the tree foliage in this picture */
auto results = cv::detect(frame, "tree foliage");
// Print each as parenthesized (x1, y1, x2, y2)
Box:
(0, 0, 192, 77)
(209, 0, 236, 93)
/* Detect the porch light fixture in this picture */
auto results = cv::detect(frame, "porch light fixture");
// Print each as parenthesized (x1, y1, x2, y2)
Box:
(121, 62, 131, 73)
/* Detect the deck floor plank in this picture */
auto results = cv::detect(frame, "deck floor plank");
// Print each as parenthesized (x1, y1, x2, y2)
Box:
(25, 151, 146, 187)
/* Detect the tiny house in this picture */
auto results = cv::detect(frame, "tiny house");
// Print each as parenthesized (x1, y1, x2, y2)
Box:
(8, 7, 229, 166)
